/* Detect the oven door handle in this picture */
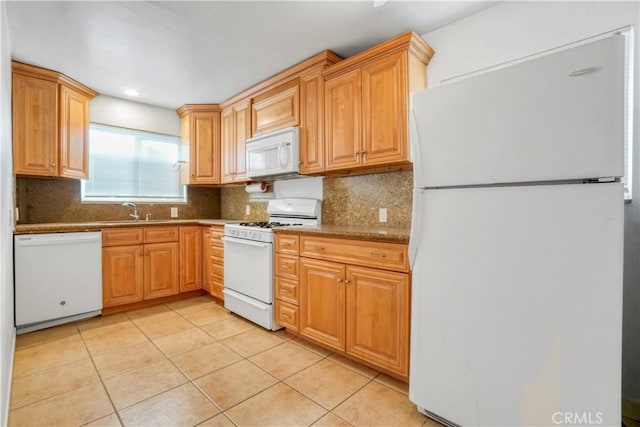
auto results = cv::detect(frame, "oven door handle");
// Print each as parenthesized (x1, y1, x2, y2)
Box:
(222, 236, 271, 249)
(223, 289, 269, 311)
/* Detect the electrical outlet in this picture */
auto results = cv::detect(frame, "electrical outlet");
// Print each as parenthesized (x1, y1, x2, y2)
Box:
(379, 208, 388, 223)
(245, 204, 251, 216)
(170, 207, 178, 218)
(14, 207, 19, 222)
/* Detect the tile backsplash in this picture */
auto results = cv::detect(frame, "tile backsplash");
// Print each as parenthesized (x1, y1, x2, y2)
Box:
(17, 170, 412, 228)
(16, 178, 221, 224)
(221, 170, 413, 228)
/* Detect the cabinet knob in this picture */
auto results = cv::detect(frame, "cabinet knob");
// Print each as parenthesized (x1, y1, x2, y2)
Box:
(337, 278, 344, 283)
(50, 162, 56, 167)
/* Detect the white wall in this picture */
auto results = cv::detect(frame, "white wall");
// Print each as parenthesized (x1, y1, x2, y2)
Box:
(90, 95, 180, 136)
(0, 1, 14, 424)
(422, 0, 640, 403)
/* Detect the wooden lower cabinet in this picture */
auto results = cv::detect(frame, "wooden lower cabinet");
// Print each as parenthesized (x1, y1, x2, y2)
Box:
(299, 258, 346, 352)
(202, 227, 212, 294)
(293, 234, 410, 378)
(205, 225, 225, 300)
(102, 245, 144, 307)
(345, 266, 410, 377)
(179, 226, 203, 292)
(102, 226, 196, 308)
(143, 242, 180, 300)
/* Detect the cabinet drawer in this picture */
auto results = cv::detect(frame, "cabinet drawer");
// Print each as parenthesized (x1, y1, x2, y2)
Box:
(144, 226, 179, 243)
(210, 281, 224, 300)
(275, 299, 299, 331)
(275, 253, 299, 280)
(211, 246, 224, 259)
(300, 236, 408, 272)
(210, 227, 224, 246)
(275, 234, 299, 255)
(275, 276, 299, 305)
(211, 262, 224, 281)
(102, 228, 143, 247)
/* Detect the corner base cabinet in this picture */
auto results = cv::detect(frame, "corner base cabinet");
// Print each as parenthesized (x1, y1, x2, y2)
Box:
(275, 233, 411, 378)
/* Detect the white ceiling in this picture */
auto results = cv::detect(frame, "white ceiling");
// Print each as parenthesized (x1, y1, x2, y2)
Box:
(6, 1, 497, 110)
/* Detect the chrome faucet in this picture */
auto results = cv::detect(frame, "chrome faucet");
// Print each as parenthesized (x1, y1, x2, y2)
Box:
(122, 202, 139, 221)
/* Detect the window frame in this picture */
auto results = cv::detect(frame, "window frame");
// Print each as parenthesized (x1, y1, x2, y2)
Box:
(81, 123, 187, 204)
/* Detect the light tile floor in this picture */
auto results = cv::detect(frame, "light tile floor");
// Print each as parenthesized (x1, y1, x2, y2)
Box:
(9, 295, 444, 427)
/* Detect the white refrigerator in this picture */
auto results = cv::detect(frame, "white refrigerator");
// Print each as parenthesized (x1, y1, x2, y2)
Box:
(408, 33, 626, 426)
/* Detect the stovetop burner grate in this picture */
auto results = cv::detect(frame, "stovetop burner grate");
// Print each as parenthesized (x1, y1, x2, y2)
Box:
(238, 221, 303, 229)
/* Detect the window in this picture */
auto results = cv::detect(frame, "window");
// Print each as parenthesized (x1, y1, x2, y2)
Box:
(81, 124, 186, 203)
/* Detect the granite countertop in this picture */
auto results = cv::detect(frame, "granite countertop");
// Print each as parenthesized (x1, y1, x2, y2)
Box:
(15, 220, 410, 243)
(275, 224, 410, 244)
(14, 219, 242, 234)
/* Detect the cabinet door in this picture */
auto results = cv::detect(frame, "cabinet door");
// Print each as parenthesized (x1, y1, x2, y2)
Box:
(179, 226, 203, 292)
(252, 79, 299, 136)
(12, 74, 58, 177)
(190, 111, 220, 184)
(221, 106, 236, 183)
(345, 266, 410, 377)
(144, 242, 179, 299)
(324, 69, 361, 171)
(299, 258, 346, 351)
(233, 100, 251, 182)
(59, 85, 90, 179)
(102, 245, 144, 307)
(202, 227, 212, 294)
(361, 52, 409, 166)
(300, 70, 324, 174)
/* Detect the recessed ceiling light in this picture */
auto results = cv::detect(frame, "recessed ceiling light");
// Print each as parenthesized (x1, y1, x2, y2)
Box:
(123, 88, 139, 97)
(373, 0, 388, 7)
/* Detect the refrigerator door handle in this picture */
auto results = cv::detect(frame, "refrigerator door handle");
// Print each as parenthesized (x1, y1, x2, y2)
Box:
(409, 95, 424, 188)
(408, 188, 422, 269)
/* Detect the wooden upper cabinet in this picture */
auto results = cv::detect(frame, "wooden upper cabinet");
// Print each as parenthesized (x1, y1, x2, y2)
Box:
(12, 62, 97, 178)
(252, 79, 299, 136)
(177, 105, 222, 185)
(325, 69, 362, 171)
(12, 74, 58, 176)
(323, 32, 433, 173)
(361, 52, 407, 166)
(221, 99, 251, 184)
(299, 70, 325, 174)
(59, 85, 91, 179)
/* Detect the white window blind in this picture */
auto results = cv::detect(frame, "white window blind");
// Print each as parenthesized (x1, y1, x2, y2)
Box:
(81, 124, 186, 203)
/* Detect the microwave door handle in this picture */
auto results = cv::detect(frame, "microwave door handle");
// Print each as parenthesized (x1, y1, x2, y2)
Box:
(278, 141, 288, 168)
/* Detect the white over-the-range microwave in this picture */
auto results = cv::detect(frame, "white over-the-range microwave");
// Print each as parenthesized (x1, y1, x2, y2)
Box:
(246, 127, 300, 179)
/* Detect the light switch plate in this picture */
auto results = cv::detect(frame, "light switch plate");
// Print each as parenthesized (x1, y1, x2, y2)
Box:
(170, 207, 178, 218)
(245, 204, 251, 216)
(379, 208, 388, 223)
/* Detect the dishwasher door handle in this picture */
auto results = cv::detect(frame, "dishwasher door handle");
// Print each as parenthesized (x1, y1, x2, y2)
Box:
(15, 233, 102, 247)
(222, 236, 271, 249)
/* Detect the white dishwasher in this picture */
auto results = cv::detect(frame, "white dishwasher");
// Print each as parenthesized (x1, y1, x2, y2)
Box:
(14, 231, 102, 334)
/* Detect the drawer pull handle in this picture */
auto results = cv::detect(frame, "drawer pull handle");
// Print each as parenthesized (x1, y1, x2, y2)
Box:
(370, 252, 386, 258)
(281, 288, 291, 293)
(281, 265, 291, 269)
(310, 245, 325, 250)
(281, 314, 290, 319)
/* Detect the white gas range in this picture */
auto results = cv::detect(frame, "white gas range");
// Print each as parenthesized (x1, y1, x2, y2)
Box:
(223, 198, 321, 330)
